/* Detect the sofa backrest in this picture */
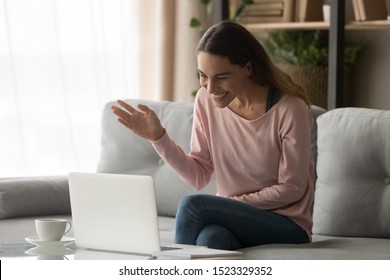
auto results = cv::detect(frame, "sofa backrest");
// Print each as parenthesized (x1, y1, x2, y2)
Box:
(97, 99, 325, 217)
(313, 108, 390, 238)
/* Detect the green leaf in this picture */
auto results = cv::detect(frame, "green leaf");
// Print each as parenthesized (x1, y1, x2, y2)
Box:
(262, 30, 361, 67)
(234, 4, 245, 20)
(190, 18, 201, 28)
(201, 0, 213, 5)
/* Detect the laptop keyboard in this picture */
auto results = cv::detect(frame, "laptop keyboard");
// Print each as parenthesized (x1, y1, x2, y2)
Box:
(160, 246, 182, 251)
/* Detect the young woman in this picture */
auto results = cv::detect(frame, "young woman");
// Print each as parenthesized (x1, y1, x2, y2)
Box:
(111, 22, 314, 250)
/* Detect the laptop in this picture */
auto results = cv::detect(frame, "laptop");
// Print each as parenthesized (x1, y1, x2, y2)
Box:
(68, 172, 180, 256)
(68, 172, 243, 259)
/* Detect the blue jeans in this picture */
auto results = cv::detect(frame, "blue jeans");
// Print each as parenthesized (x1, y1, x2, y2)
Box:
(175, 194, 309, 250)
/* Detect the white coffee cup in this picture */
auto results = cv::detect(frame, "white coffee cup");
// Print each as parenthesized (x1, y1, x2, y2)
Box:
(35, 219, 72, 241)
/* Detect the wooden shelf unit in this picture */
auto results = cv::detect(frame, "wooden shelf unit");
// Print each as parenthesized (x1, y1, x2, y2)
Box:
(346, 20, 390, 30)
(219, 0, 390, 109)
(244, 20, 390, 31)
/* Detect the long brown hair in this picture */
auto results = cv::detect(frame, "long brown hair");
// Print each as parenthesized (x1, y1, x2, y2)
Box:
(197, 22, 310, 105)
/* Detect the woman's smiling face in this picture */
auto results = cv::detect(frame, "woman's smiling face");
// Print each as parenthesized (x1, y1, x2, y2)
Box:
(197, 51, 251, 108)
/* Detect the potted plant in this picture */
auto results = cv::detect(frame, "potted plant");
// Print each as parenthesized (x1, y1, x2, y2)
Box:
(262, 30, 362, 108)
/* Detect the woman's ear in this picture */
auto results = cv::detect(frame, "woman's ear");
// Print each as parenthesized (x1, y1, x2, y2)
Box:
(245, 61, 252, 76)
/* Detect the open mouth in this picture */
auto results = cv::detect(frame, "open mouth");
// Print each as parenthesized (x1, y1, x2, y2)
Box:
(212, 92, 229, 99)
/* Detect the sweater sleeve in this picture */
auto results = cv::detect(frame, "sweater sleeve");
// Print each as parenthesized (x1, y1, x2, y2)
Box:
(150, 95, 214, 190)
(234, 101, 313, 210)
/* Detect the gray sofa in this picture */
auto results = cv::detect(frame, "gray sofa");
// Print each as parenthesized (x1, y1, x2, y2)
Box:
(1, 99, 390, 259)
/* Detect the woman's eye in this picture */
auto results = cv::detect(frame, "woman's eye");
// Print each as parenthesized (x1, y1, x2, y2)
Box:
(217, 75, 228, 80)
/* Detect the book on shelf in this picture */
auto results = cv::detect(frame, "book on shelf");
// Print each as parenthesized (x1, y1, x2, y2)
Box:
(282, 0, 295, 22)
(240, 16, 285, 23)
(249, 0, 284, 3)
(242, 9, 283, 17)
(243, 1, 284, 13)
(355, 0, 388, 21)
(239, 0, 295, 24)
(387, 0, 390, 18)
(352, 0, 362, 21)
(295, 0, 324, 22)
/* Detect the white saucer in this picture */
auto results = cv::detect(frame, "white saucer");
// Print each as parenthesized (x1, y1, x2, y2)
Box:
(25, 236, 75, 247)
(25, 246, 75, 259)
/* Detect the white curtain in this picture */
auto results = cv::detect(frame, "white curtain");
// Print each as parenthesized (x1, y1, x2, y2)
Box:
(0, 0, 143, 177)
(0, 0, 204, 177)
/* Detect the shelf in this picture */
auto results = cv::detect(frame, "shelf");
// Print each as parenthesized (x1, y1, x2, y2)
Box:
(244, 21, 329, 31)
(244, 20, 390, 32)
(346, 20, 390, 30)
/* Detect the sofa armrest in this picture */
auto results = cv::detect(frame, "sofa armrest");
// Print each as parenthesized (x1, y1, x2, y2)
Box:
(313, 108, 390, 238)
(0, 176, 70, 219)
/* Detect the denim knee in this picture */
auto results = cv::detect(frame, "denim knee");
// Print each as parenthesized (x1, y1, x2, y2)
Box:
(177, 194, 196, 211)
(196, 224, 241, 250)
(175, 194, 210, 245)
(176, 194, 211, 218)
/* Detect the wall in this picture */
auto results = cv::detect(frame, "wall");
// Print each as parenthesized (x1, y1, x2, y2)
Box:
(346, 29, 390, 109)
(173, 0, 207, 103)
(344, 0, 390, 110)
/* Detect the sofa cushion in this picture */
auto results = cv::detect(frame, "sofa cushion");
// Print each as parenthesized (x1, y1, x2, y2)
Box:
(310, 105, 327, 165)
(0, 176, 70, 219)
(241, 234, 390, 259)
(313, 108, 390, 237)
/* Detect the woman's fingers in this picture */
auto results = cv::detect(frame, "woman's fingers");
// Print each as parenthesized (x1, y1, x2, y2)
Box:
(112, 100, 143, 122)
(111, 106, 131, 122)
(111, 101, 145, 133)
(117, 116, 132, 130)
(116, 100, 137, 114)
(137, 103, 151, 114)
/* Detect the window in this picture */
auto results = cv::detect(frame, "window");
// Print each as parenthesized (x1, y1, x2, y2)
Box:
(0, 0, 140, 176)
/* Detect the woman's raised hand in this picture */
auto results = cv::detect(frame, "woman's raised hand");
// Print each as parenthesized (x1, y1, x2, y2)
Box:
(111, 100, 165, 141)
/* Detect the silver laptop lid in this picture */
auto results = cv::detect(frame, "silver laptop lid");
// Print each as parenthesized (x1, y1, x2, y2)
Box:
(68, 172, 161, 255)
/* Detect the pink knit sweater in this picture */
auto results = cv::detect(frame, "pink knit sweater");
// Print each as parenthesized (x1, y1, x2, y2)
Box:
(151, 88, 314, 238)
